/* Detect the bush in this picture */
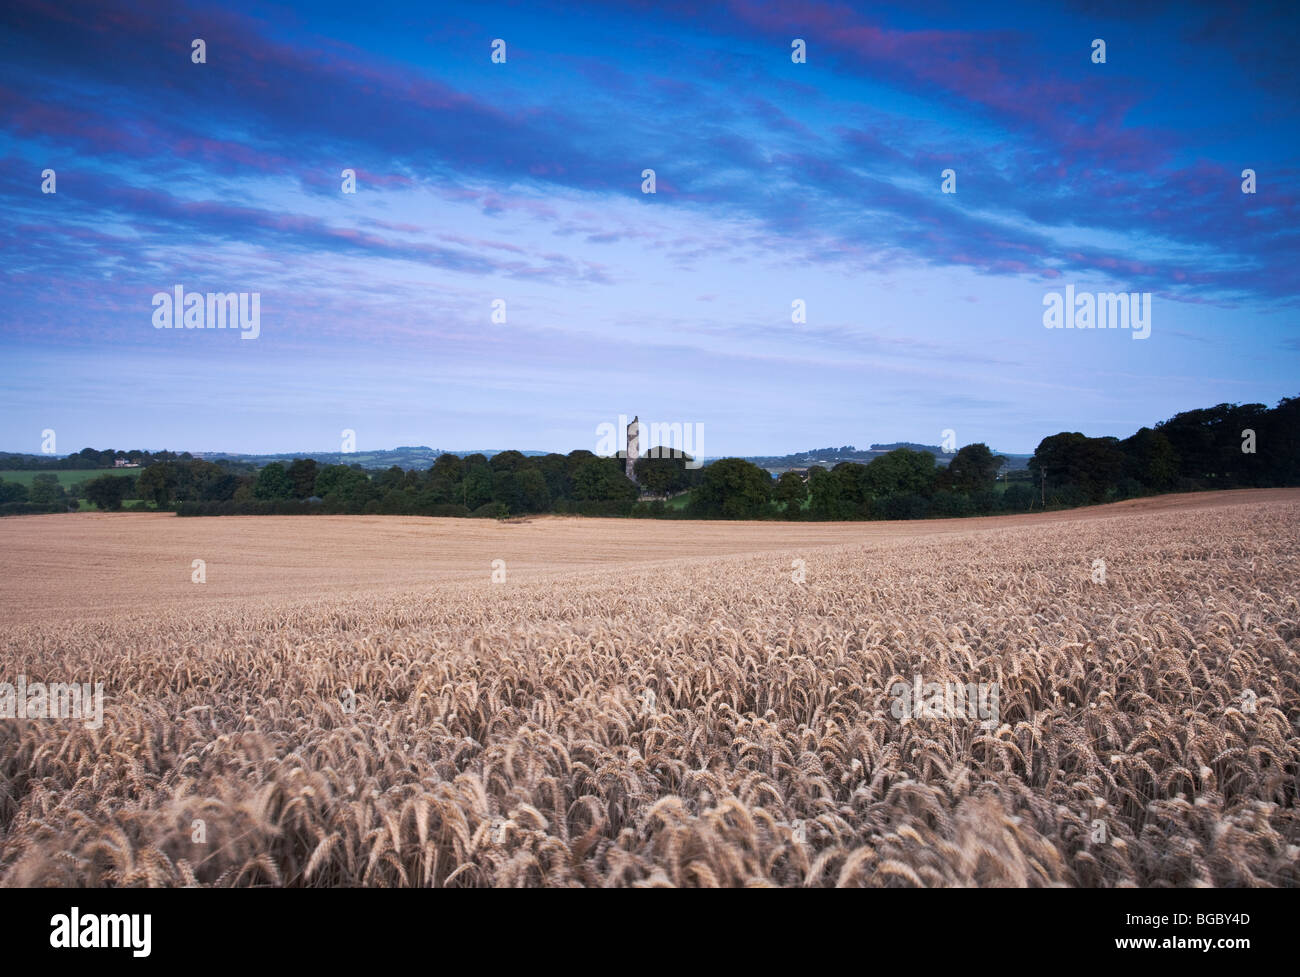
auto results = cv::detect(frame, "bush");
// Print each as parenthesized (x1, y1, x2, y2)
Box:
(28, 472, 66, 504)
(879, 493, 930, 520)
(1047, 483, 1089, 509)
(471, 502, 509, 519)
(271, 500, 313, 515)
(1114, 477, 1145, 500)
(929, 490, 972, 518)
(572, 499, 635, 517)
(84, 474, 135, 511)
(426, 503, 471, 518)
(1001, 484, 1035, 512)
(0, 481, 30, 504)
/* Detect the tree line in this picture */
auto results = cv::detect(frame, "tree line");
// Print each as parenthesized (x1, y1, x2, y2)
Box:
(159, 450, 699, 517)
(784, 397, 1297, 521)
(0, 447, 205, 470)
(0, 396, 1294, 518)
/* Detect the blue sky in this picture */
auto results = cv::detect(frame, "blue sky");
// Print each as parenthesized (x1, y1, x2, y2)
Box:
(1, 0, 1296, 456)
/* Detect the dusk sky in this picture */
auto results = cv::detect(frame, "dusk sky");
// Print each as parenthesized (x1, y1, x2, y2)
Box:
(1, 0, 1296, 457)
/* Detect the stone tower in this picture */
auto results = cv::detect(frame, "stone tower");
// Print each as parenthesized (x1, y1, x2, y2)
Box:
(626, 415, 639, 481)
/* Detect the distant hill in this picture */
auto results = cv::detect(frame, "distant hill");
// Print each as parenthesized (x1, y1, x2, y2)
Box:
(196, 446, 550, 469)
(6, 442, 1031, 474)
(870, 442, 944, 453)
(745, 443, 1033, 473)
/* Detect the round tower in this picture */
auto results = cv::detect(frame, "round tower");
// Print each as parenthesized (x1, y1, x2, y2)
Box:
(626, 415, 639, 481)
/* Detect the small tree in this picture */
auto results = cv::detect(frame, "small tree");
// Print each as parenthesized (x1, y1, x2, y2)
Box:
(85, 474, 133, 511)
(28, 473, 65, 504)
(939, 443, 1006, 494)
(0, 480, 30, 504)
(137, 463, 177, 506)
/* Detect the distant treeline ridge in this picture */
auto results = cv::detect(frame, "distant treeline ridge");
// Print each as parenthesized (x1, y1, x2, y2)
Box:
(0, 397, 1294, 519)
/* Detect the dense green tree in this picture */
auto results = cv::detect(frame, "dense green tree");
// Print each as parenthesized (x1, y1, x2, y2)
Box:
(375, 465, 408, 494)
(489, 450, 527, 473)
(378, 487, 419, 514)
(427, 453, 464, 503)
(938, 443, 1005, 494)
(634, 452, 698, 495)
(460, 456, 494, 509)
(199, 472, 240, 502)
(173, 460, 228, 502)
(1157, 402, 1267, 484)
(537, 453, 571, 501)
(313, 465, 351, 498)
(564, 450, 598, 486)
(832, 462, 870, 503)
(1256, 396, 1300, 485)
(512, 467, 552, 513)
(572, 457, 637, 502)
(28, 472, 65, 504)
(806, 466, 834, 518)
(810, 465, 868, 519)
(490, 470, 518, 511)
(1002, 483, 1035, 511)
(773, 471, 808, 516)
(287, 458, 319, 498)
(429, 453, 464, 480)
(138, 463, 177, 506)
(1119, 427, 1179, 491)
(862, 449, 936, 498)
(0, 480, 30, 503)
(879, 492, 930, 520)
(691, 458, 772, 519)
(253, 462, 294, 500)
(85, 474, 133, 511)
(1030, 433, 1125, 504)
(331, 468, 377, 508)
(930, 490, 973, 518)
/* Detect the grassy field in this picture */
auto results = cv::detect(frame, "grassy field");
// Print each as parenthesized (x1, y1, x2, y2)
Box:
(0, 468, 133, 488)
(1, 488, 1296, 886)
(664, 490, 693, 510)
(1, 468, 145, 508)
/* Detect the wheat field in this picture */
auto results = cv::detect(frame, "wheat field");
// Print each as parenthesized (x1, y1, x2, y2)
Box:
(1, 489, 1297, 886)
